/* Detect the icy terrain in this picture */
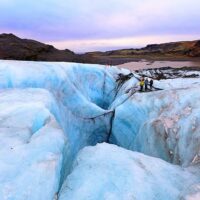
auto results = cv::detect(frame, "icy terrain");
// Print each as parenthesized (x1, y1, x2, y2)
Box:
(59, 143, 200, 200)
(110, 86, 200, 166)
(0, 89, 66, 199)
(0, 60, 200, 200)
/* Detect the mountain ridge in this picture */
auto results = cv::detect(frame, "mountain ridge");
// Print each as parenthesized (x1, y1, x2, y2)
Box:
(0, 33, 200, 65)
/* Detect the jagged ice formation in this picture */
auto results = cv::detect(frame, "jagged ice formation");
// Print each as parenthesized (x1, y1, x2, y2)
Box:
(0, 60, 200, 200)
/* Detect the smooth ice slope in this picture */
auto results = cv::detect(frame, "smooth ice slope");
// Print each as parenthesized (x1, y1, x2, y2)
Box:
(0, 89, 66, 200)
(59, 143, 200, 200)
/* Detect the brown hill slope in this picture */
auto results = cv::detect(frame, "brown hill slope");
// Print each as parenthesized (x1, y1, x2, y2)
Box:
(0, 33, 79, 62)
(0, 33, 200, 65)
(85, 40, 200, 64)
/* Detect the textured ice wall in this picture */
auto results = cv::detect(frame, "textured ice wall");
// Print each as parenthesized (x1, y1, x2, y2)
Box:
(0, 60, 118, 182)
(111, 86, 200, 166)
(1, 60, 200, 199)
(0, 89, 66, 200)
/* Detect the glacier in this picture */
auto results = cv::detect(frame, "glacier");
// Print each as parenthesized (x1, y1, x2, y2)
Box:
(110, 79, 200, 166)
(0, 89, 66, 200)
(59, 143, 200, 200)
(0, 60, 200, 200)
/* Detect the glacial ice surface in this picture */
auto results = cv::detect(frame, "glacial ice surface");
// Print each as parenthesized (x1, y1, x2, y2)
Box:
(0, 60, 118, 199)
(0, 60, 200, 199)
(59, 143, 200, 200)
(111, 85, 200, 166)
(0, 89, 66, 200)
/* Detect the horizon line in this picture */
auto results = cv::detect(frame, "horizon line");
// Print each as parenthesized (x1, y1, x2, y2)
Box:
(1, 32, 200, 53)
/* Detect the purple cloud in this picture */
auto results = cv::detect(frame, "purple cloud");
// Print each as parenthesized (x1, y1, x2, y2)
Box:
(0, 0, 200, 52)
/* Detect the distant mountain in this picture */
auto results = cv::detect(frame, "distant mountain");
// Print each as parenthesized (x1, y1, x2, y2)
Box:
(0, 33, 79, 62)
(0, 33, 200, 65)
(85, 40, 200, 65)
(0, 33, 96, 63)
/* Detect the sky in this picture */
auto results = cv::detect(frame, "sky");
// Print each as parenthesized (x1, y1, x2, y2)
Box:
(0, 0, 200, 52)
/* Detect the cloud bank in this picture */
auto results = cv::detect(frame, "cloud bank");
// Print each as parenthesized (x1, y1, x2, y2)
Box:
(0, 0, 200, 52)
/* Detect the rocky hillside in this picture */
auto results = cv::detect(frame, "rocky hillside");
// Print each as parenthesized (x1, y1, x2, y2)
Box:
(0, 33, 81, 62)
(86, 40, 200, 64)
(0, 33, 200, 64)
(141, 40, 200, 57)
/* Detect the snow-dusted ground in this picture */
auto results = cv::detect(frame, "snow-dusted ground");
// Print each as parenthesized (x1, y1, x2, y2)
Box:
(0, 60, 200, 200)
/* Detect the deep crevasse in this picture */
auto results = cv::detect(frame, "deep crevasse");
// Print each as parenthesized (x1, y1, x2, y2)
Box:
(0, 60, 200, 200)
(0, 60, 120, 200)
